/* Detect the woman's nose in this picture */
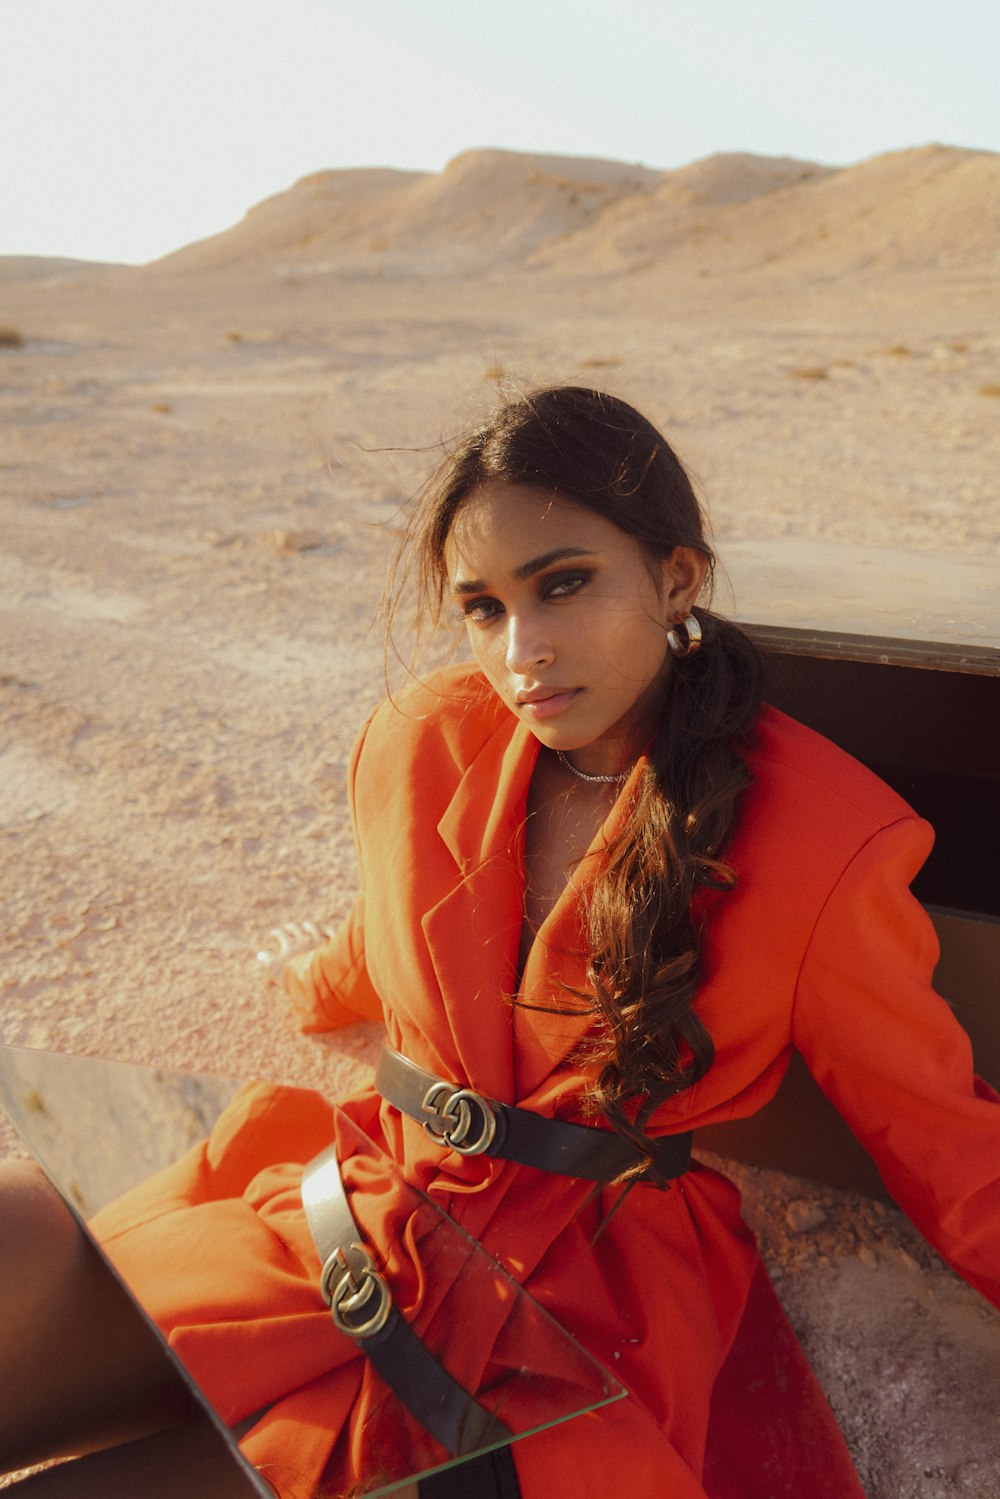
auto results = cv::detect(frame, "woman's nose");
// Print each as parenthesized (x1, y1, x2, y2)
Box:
(505, 613, 554, 673)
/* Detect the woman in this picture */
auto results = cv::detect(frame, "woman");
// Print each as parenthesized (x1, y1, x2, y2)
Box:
(1, 386, 998, 1497)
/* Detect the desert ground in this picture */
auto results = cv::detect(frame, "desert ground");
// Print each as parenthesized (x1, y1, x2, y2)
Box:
(1, 144, 999, 1495)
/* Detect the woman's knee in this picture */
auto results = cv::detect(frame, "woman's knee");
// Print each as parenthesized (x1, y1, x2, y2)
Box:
(0, 1159, 84, 1301)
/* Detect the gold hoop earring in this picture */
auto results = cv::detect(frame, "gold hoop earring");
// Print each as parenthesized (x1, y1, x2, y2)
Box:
(667, 613, 702, 658)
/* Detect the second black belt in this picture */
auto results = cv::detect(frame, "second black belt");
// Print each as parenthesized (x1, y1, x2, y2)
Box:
(375, 1045, 692, 1185)
(301, 1144, 512, 1458)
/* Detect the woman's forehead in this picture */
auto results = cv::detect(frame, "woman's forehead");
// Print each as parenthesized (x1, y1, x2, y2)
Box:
(445, 481, 617, 563)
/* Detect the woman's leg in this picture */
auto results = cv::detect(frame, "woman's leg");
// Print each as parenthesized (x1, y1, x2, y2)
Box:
(2, 1421, 264, 1497)
(0, 1159, 204, 1474)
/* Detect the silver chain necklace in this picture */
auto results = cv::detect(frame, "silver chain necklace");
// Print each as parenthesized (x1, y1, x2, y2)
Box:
(555, 749, 632, 785)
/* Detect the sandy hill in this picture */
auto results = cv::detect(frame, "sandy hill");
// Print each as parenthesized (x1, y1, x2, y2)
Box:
(659, 151, 832, 206)
(537, 143, 1000, 279)
(0, 255, 122, 283)
(152, 149, 661, 277)
(135, 143, 999, 286)
(2, 144, 996, 295)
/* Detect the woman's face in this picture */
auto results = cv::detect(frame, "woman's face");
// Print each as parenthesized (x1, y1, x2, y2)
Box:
(443, 481, 706, 776)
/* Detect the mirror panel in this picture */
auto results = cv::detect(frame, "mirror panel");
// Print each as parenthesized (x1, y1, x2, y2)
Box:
(0, 1045, 622, 1497)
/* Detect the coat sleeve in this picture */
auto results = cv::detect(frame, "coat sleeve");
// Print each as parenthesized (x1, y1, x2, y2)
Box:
(791, 816, 1000, 1309)
(283, 705, 385, 1034)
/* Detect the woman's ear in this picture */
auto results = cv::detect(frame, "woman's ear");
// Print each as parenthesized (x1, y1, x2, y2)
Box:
(661, 547, 709, 614)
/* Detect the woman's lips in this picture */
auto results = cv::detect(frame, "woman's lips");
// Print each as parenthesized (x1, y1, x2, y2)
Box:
(517, 689, 580, 721)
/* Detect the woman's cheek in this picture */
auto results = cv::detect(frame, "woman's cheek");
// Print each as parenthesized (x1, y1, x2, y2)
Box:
(469, 630, 503, 686)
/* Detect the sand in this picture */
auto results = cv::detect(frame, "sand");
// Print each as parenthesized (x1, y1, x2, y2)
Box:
(1, 143, 998, 1495)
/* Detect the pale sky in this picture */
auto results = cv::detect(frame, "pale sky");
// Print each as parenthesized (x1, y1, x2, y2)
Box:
(4, 0, 998, 265)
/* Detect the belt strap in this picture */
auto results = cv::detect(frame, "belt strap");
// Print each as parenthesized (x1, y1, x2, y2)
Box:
(375, 1045, 693, 1185)
(301, 1145, 513, 1457)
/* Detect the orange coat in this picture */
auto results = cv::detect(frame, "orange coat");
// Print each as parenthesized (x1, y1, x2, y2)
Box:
(93, 664, 1000, 1499)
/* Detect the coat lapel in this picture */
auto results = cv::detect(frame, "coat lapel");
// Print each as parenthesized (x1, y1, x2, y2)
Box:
(419, 713, 538, 1102)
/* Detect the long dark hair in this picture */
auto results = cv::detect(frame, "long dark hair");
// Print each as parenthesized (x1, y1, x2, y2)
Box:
(395, 386, 766, 1169)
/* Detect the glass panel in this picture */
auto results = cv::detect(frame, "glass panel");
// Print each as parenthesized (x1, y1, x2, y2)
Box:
(0, 1045, 624, 1497)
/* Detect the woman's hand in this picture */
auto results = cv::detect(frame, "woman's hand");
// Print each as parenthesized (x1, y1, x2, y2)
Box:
(255, 920, 332, 987)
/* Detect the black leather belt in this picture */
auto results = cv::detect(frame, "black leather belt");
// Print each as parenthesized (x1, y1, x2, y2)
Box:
(301, 1144, 513, 1457)
(375, 1045, 692, 1185)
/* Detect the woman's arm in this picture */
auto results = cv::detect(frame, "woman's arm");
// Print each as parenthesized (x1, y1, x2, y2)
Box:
(283, 703, 386, 1034)
(791, 816, 1000, 1308)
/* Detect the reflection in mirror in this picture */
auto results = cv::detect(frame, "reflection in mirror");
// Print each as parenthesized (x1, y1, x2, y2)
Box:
(0, 1046, 623, 1497)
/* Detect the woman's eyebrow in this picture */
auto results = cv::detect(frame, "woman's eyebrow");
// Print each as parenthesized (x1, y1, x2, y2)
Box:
(451, 547, 596, 595)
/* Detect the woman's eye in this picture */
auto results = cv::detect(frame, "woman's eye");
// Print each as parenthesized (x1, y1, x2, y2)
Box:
(462, 596, 503, 623)
(544, 572, 588, 599)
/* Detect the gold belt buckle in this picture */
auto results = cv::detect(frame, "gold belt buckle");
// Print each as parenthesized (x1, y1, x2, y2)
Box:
(420, 1081, 498, 1155)
(321, 1242, 392, 1339)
